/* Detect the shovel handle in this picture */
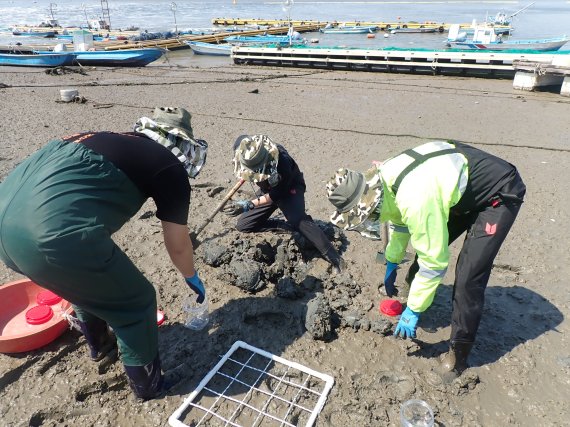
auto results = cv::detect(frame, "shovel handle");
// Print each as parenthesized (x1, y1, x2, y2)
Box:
(193, 178, 245, 238)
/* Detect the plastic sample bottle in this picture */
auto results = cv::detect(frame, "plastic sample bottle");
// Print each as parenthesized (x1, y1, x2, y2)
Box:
(184, 296, 209, 330)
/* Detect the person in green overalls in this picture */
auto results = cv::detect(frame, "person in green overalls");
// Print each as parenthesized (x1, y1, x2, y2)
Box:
(0, 107, 208, 400)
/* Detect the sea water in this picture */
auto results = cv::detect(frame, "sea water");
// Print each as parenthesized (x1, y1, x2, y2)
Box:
(0, 0, 569, 51)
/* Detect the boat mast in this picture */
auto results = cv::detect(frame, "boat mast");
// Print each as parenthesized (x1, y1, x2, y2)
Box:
(509, 2, 535, 20)
(101, 0, 111, 30)
(48, 3, 57, 21)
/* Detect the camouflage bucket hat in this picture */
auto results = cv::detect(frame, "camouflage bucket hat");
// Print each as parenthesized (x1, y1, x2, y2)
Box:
(134, 106, 208, 178)
(326, 166, 383, 230)
(233, 135, 279, 182)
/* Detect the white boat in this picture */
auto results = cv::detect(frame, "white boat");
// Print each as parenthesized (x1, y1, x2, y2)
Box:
(186, 41, 232, 56)
(446, 24, 569, 51)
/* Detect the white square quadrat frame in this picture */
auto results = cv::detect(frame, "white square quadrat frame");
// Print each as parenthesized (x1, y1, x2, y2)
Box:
(168, 340, 335, 427)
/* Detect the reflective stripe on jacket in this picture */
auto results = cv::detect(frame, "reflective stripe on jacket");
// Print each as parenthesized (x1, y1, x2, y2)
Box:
(379, 141, 469, 312)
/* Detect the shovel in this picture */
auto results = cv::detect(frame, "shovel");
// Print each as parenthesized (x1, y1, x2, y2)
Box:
(190, 178, 245, 248)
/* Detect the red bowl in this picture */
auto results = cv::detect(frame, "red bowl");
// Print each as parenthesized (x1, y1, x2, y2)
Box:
(0, 279, 72, 353)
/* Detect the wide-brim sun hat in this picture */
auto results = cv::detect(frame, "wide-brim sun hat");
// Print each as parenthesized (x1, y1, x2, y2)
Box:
(326, 166, 383, 230)
(233, 134, 279, 182)
(134, 106, 208, 178)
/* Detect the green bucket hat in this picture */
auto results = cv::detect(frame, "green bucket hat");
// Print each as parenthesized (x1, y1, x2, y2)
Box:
(233, 135, 279, 182)
(326, 166, 383, 230)
(152, 107, 194, 139)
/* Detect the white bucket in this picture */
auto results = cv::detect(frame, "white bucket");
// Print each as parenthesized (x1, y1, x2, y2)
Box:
(60, 89, 78, 102)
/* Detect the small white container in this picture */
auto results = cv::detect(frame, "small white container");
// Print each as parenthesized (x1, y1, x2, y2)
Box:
(400, 399, 434, 427)
(184, 296, 209, 330)
(60, 89, 78, 102)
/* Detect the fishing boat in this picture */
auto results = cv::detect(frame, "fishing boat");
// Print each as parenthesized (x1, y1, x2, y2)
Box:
(319, 24, 378, 34)
(446, 24, 569, 51)
(0, 52, 70, 67)
(34, 48, 165, 67)
(186, 41, 232, 56)
(390, 27, 438, 34)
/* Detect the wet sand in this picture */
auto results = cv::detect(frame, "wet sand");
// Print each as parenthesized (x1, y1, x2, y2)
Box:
(1, 53, 570, 426)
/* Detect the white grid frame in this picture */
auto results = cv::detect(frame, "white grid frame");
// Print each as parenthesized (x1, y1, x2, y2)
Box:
(168, 340, 335, 427)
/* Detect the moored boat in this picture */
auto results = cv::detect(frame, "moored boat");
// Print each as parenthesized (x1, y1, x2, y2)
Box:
(319, 25, 378, 34)
(390, 27, 438, 34)
(34, 48, 166, 67)
(186, 41, 232, 56)
(0, 52, 70, 67)
(224, 34, 306, 45)
(12, 29, 56, 38)
(446, 24, 569, 51)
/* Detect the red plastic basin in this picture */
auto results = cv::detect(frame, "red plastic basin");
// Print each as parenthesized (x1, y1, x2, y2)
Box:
(0, 279, 72, 353)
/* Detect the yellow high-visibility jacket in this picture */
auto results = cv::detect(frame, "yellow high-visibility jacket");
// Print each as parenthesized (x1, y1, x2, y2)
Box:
(379, 141, 468, 312)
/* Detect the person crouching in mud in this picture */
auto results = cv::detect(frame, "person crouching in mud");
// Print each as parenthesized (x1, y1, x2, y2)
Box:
(0, 107, 208, 400)
(223, 134, 345, 273)
(326, 140, 525, 376)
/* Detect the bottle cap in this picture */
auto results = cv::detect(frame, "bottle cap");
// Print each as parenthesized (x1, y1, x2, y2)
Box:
(379, 299, 403, 316)
(157, 310, 165, 326)
(26, 305, 54, 325)
(36, 290, 62, 306)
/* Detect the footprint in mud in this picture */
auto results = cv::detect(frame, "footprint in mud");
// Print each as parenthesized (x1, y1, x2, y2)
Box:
(74, 376, 127, 402)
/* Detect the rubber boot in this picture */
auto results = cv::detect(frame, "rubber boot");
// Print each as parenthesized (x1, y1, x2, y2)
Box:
(439, 341, 473, 378)
(323, 246, 346, 274)
(78, 318, 117, 362)
(124, 355, 164, 401)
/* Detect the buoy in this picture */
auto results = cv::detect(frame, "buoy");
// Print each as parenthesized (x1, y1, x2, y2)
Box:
(367, 33, 375, 39)
(384, 33, 389, 38)
(310, 38, 319, 43)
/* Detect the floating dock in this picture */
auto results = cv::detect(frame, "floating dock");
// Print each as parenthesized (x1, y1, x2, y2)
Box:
(513, 58, 570, 96)
(232, 45, 570, 78)
(211, 18, 511, 34)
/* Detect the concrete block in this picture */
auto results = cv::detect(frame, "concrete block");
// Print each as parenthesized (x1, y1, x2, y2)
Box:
(513, 70, 564, 91)
(561, 76, 570, 97)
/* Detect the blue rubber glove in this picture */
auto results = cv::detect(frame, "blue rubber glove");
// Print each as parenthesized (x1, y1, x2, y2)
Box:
(394, 307, 420, 339)
(383, 261, 398, 297)
(185, 272, 206, 304)
(222, 199, 255, 217)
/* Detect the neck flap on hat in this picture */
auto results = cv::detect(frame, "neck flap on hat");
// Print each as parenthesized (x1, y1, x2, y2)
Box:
(134, 117, 208, 178)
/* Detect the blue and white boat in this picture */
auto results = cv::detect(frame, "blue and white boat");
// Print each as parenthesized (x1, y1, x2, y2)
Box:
(447, 24, 569, 51)
(0, 52, 70, 67)
(186, 41, 232, 56)
(319, 25, 378, 34)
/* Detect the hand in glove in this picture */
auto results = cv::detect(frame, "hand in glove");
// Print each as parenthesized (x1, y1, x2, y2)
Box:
(383, 261, 398, 297)
(222, 200, 255, 217)
(394, 307, 420, 339)
(185, 272, 206, 304)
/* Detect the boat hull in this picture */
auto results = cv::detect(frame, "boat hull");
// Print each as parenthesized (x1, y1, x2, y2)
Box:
(448, 39, 569, 51)
(0, 53, 70, 67)
(319, 26, 377, 34)
(34, 48, 165, 66)
(187, 41, 232, 56)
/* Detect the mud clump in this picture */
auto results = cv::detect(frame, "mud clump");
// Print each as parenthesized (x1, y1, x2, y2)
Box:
(199, 223, 393, 340)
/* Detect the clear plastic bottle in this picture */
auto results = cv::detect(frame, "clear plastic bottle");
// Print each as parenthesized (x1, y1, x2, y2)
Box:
(184, 296, 209, 330)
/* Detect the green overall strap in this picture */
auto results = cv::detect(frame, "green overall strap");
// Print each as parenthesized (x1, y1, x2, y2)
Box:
(392, 148, 458, 195)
